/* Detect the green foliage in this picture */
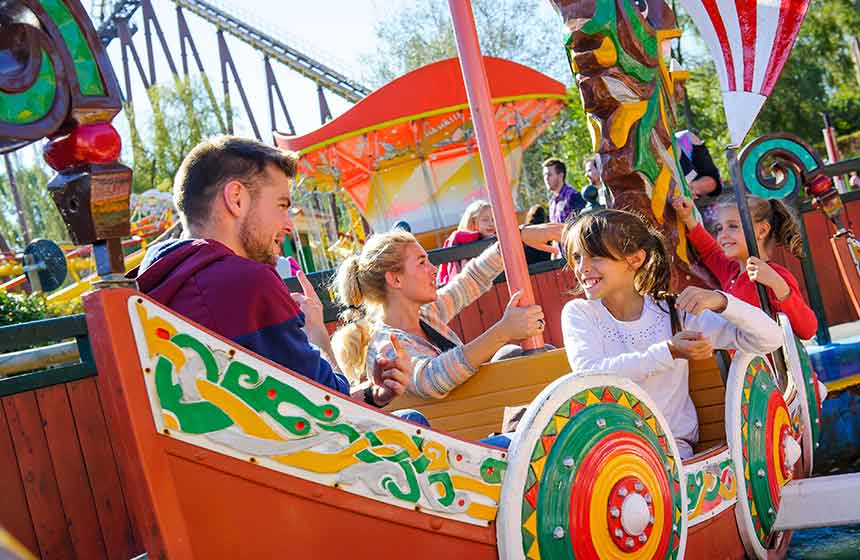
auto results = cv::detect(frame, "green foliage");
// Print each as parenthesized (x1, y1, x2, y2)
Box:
(360, 0, 569, 87)
(680, 0, 860, 180)
(0, 152, 68, 252)
(519, 88, 593, 210)
(125, 77, 225, 193)
(0, 290, 48, 326)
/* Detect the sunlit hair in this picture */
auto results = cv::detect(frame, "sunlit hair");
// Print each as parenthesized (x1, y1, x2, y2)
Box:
(458, 200, 492, 232)
(561, 209, 671, 300)
(330, 229, 417, 382)
(715, 194, 804, 258)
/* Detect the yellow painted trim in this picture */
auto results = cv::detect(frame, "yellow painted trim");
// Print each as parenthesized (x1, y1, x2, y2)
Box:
(374, 428, 422, 460)
(451, 475, 502, 502)
(589, 453, 665, 559)
(196, 379, 284, 441)
(297, 93, 568, 155)
(609, 101, 648, 148)
(772, 406, 792, 489)
(135, 303, 185, 370)
(466, 502, 498, 521)
(274, 439, 369, 473)
(594, 36, 618, 67)
(650, 164, 672, 224)
(825, 374, 860, 393)
(656, 29, 683, 41)
(163, 412, 179, 430)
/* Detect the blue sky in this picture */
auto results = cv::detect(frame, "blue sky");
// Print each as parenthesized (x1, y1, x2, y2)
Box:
(91, 0, 411, 141)
(87, 0, 573, 146)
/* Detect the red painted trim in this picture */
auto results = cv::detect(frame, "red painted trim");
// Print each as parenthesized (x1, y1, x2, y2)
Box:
(761, 0, 810, 94)
(701, 0, 737, 91)
(734, 0, 757, 91)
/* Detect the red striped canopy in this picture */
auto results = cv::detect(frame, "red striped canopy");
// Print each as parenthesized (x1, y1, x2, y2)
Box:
(680, 0, 810, 145)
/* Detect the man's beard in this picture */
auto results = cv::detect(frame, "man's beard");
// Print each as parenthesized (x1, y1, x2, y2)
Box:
(239, 209, 278, 265)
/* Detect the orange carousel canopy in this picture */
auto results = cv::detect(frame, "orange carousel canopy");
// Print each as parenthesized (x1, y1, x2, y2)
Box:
(275, 57, 567, 234)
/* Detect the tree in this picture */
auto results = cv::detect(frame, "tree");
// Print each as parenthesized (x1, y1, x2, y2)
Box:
(122, 77, 225, 193)
(679, 0, 860, 179)
(0, 150, 68, 251)
(360, 0, 569, 87)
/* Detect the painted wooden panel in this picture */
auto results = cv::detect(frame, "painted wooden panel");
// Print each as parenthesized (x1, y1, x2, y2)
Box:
(35, 385, 107, 559)
(66, 378, 139, 559)
(0, 404, 38, 557)
(2, 392, 75, 559)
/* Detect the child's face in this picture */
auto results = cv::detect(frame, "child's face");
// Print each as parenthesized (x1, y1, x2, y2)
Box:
(571, 241, 639, 300)
(713, 206, 748, 260)
(476, 208, 496, 238)
(713, 205, 769, 260)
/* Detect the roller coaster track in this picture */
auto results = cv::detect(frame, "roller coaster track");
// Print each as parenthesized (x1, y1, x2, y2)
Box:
(96, 0, 370, 102)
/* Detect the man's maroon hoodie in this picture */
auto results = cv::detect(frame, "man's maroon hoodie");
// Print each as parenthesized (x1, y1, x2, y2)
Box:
(136, 238, 350, 394)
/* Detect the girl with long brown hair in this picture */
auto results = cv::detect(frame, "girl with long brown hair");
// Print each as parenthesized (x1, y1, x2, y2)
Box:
(560, 209, 782, 458)
(673, 194, 818, 340)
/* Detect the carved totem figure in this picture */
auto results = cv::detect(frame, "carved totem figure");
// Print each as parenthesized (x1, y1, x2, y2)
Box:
(1, 0, 130, 278)
(551, 0, 711, 287)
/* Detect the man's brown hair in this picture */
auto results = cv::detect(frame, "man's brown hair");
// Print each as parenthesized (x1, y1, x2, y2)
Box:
(173, 135, 298, 227)
(542, 157, 566, 182)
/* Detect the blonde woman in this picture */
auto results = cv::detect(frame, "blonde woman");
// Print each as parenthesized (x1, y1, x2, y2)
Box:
(436, 200, 496, 285)
(331, 225, 560, 399)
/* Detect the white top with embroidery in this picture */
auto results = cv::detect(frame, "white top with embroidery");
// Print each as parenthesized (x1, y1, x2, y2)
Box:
(560, 294, 783, 444)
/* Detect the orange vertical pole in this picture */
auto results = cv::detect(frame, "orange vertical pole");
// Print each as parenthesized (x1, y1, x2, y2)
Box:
(448, 0, 542, 350)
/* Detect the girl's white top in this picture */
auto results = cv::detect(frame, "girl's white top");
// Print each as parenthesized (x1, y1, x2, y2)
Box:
(561, 294, 783, 445)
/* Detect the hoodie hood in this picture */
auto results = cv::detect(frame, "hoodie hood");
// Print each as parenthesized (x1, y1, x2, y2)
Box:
(137, 238, 234, 304)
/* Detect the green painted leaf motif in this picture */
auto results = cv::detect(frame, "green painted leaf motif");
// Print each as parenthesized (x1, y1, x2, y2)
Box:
(427, 472, 456, 507)
(480, 458, 506, 484)
(40, 0, 106, 96)
(686, 471, 704, 510)
(0, 51, 56, 124)
(154, 357, 234, 434)
(219, 360, 338, 436)
(171, 333, 219, 382)
(382, 461, 421, 503)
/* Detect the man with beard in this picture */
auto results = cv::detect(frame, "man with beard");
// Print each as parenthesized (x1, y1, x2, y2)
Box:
(136, 136, 410, 408)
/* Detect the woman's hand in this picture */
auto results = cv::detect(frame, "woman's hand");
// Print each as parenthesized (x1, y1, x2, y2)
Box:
(498, 291, 545, 340)
(668, 330, 714, 360)
(746, 257, 791, 300)
(676, 286, 728, 315)
(370, 334, 411, 407)
(291, 270, 325, 332)
(520, 223, 563, 254)
(671, 196, 698, 230)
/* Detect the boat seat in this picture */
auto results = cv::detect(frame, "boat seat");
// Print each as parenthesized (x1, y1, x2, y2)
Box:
(385, 348, 571, 441)
(690, 352, 729, 453)
(388, 347, 730, 451)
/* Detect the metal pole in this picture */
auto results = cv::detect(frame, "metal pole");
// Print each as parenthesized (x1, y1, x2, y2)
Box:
(727, 145, 789, 379)
(727, 146, 772, 314)
(797, 217, 831, 344)
(448, 0, 542, 350)
(822, 113, 846, 193)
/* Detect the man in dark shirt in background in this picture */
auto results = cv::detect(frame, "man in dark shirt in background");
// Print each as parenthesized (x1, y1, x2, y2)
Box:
(543, 157, 585, 224)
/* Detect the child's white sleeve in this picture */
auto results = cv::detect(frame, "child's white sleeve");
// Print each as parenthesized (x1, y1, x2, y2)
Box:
(685, 292, 783, 353)
(561, 300, 676, 382)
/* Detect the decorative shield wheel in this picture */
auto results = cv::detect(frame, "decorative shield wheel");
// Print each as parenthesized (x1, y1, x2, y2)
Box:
(497, 374, 686, 560)
(777, 314, 822, 476)
(727, 353, 802, 559)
